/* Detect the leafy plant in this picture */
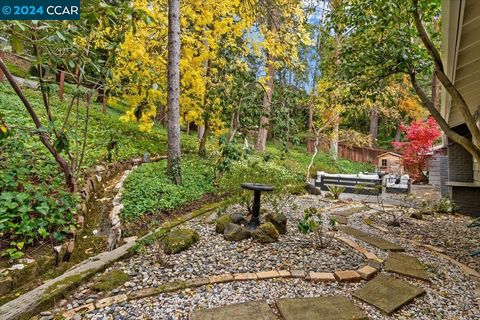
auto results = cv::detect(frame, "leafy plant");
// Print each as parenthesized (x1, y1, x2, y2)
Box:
(121, 158, 215, 220)
(298, 207, 336, 249)
(214, 136, 243, 180)
(433, 197, 458, 214)
(327, 185, 346, 200)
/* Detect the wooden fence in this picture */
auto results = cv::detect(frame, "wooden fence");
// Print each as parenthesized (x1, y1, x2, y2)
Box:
(307, 138, 386, 164)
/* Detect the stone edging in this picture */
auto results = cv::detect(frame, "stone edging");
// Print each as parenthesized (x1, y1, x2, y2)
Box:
(62, 265, 380, 319)
(61, 234, 383, 318)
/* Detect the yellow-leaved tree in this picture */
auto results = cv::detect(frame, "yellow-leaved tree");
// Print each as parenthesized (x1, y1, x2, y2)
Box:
(251, 0, 312, 151)
(108, 0, 249, 155)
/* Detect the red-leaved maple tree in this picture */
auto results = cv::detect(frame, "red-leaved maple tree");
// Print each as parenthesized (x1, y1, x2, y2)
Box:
(393, 117, 442, 182)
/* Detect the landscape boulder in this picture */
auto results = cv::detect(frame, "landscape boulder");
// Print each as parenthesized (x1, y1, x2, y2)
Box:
(223, 223, 251, 241)
(162, 229, 199, 254)
(265, 212, 287, 234)
(410, 211, 423, 220)
(252, 222, 279, 243)
(215, 215, 232, 234)
(93, 269, 129, 292)
(230, 213, 248, 226)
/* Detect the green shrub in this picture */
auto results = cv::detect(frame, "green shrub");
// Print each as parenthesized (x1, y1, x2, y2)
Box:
(433, 197, 458, 214)
(327, 185, 346, 199)
(0, 120, 78, 259)
(120, 158, 215, 220)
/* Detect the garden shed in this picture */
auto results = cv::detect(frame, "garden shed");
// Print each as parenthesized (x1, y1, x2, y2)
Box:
(377, 152, 404, 175)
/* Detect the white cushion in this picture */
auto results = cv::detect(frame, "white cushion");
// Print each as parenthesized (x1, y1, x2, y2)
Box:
(338, 174, 358, 179)
(400, 175, 410, 184)
(358, 174, 379, 179)
(387, 182, 408, 189)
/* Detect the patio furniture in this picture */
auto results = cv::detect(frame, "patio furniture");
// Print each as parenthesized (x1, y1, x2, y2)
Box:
(385, 174, 411, 194)
(241, 183, 274, 231)
(315, 172, 382, 195)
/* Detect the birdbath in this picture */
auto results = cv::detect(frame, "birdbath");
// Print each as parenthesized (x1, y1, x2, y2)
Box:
(241, 183, 274, 231)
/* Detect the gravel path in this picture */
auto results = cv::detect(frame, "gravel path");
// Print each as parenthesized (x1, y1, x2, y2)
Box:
(49, 195, 480, 320)
(360, 207, 480, 272)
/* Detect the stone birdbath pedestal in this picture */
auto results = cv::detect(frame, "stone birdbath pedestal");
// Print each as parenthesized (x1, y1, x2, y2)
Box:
(241, 183, 274, 231)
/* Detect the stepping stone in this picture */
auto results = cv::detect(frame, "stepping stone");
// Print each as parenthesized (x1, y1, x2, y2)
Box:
(357, 265, 378, 280)
(189, 300, 276, 320)
(353, 274, 425, 314)
(333, 206, 365, 217)
(331, 214, 348, 225)
(276, 296, 368, 320)
(384, 252, 430, 281)
(334, 270, 361, 282)
(337, 226, 404, 251)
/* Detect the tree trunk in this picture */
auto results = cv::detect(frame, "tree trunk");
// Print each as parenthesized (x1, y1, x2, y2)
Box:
(156, 105, 167, 127)
(431, 72, 440, 110)
(198, 120, 210, 157)
(308, 103, 314, 133)
(330, 34, 343, 160)
(412, 0, 480, 150)
(0, 57, 76, 192)
(369, 106, 379, 146)
(410, 72, 480, 164)
(198, 59, 211, 157)
(255, 54, 275, 152)
(197, 126, 205, 139)
(330, 117, 339, 160)
(166, 0, 182, 184)
(394, 124, 402, 142)
(227, 111, 239, 143)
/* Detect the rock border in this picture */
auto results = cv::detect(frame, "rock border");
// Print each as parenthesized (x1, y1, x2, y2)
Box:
(62, 267, 374, 319)
(0, 201, 223, 320)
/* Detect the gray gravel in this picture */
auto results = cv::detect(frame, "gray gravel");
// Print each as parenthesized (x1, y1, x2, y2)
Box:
(363, 208, 480, 273)
(53, 195, 480, 320)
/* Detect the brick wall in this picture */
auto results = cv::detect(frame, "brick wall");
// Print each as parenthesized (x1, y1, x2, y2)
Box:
(429, 156, 449, 197)
(448, 139, 473, 182)
(448, 136, 480, 216)
(450, 186, 480, 216)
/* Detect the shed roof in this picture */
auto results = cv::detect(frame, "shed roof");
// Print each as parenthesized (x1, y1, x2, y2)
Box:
(377, 152, 403, 158)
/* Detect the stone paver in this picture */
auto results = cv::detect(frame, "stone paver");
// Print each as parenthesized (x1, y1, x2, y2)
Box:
(276, 296, 368, 320)
(357, 265, 378, 280)
(233, 273, 258, 281)
(209, 274, 234, 284)
(336, 236, 381, 261)
(337, 226, 404, 251)
(353, 274, 425, 314)
(186, 277, 211, 288)
(384, 252, 430, 281)
(331, 215, 348, 225)
(290, 270, 307, 278)
(309, 272, 336, 282)
(189, 300, 277, 320)
(278, 270, 291, 277)
(95, 294, 127, 309)
(333, 206, 365, 217)
(334, 270, 361, 282)
(256, 270, 280, 280)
